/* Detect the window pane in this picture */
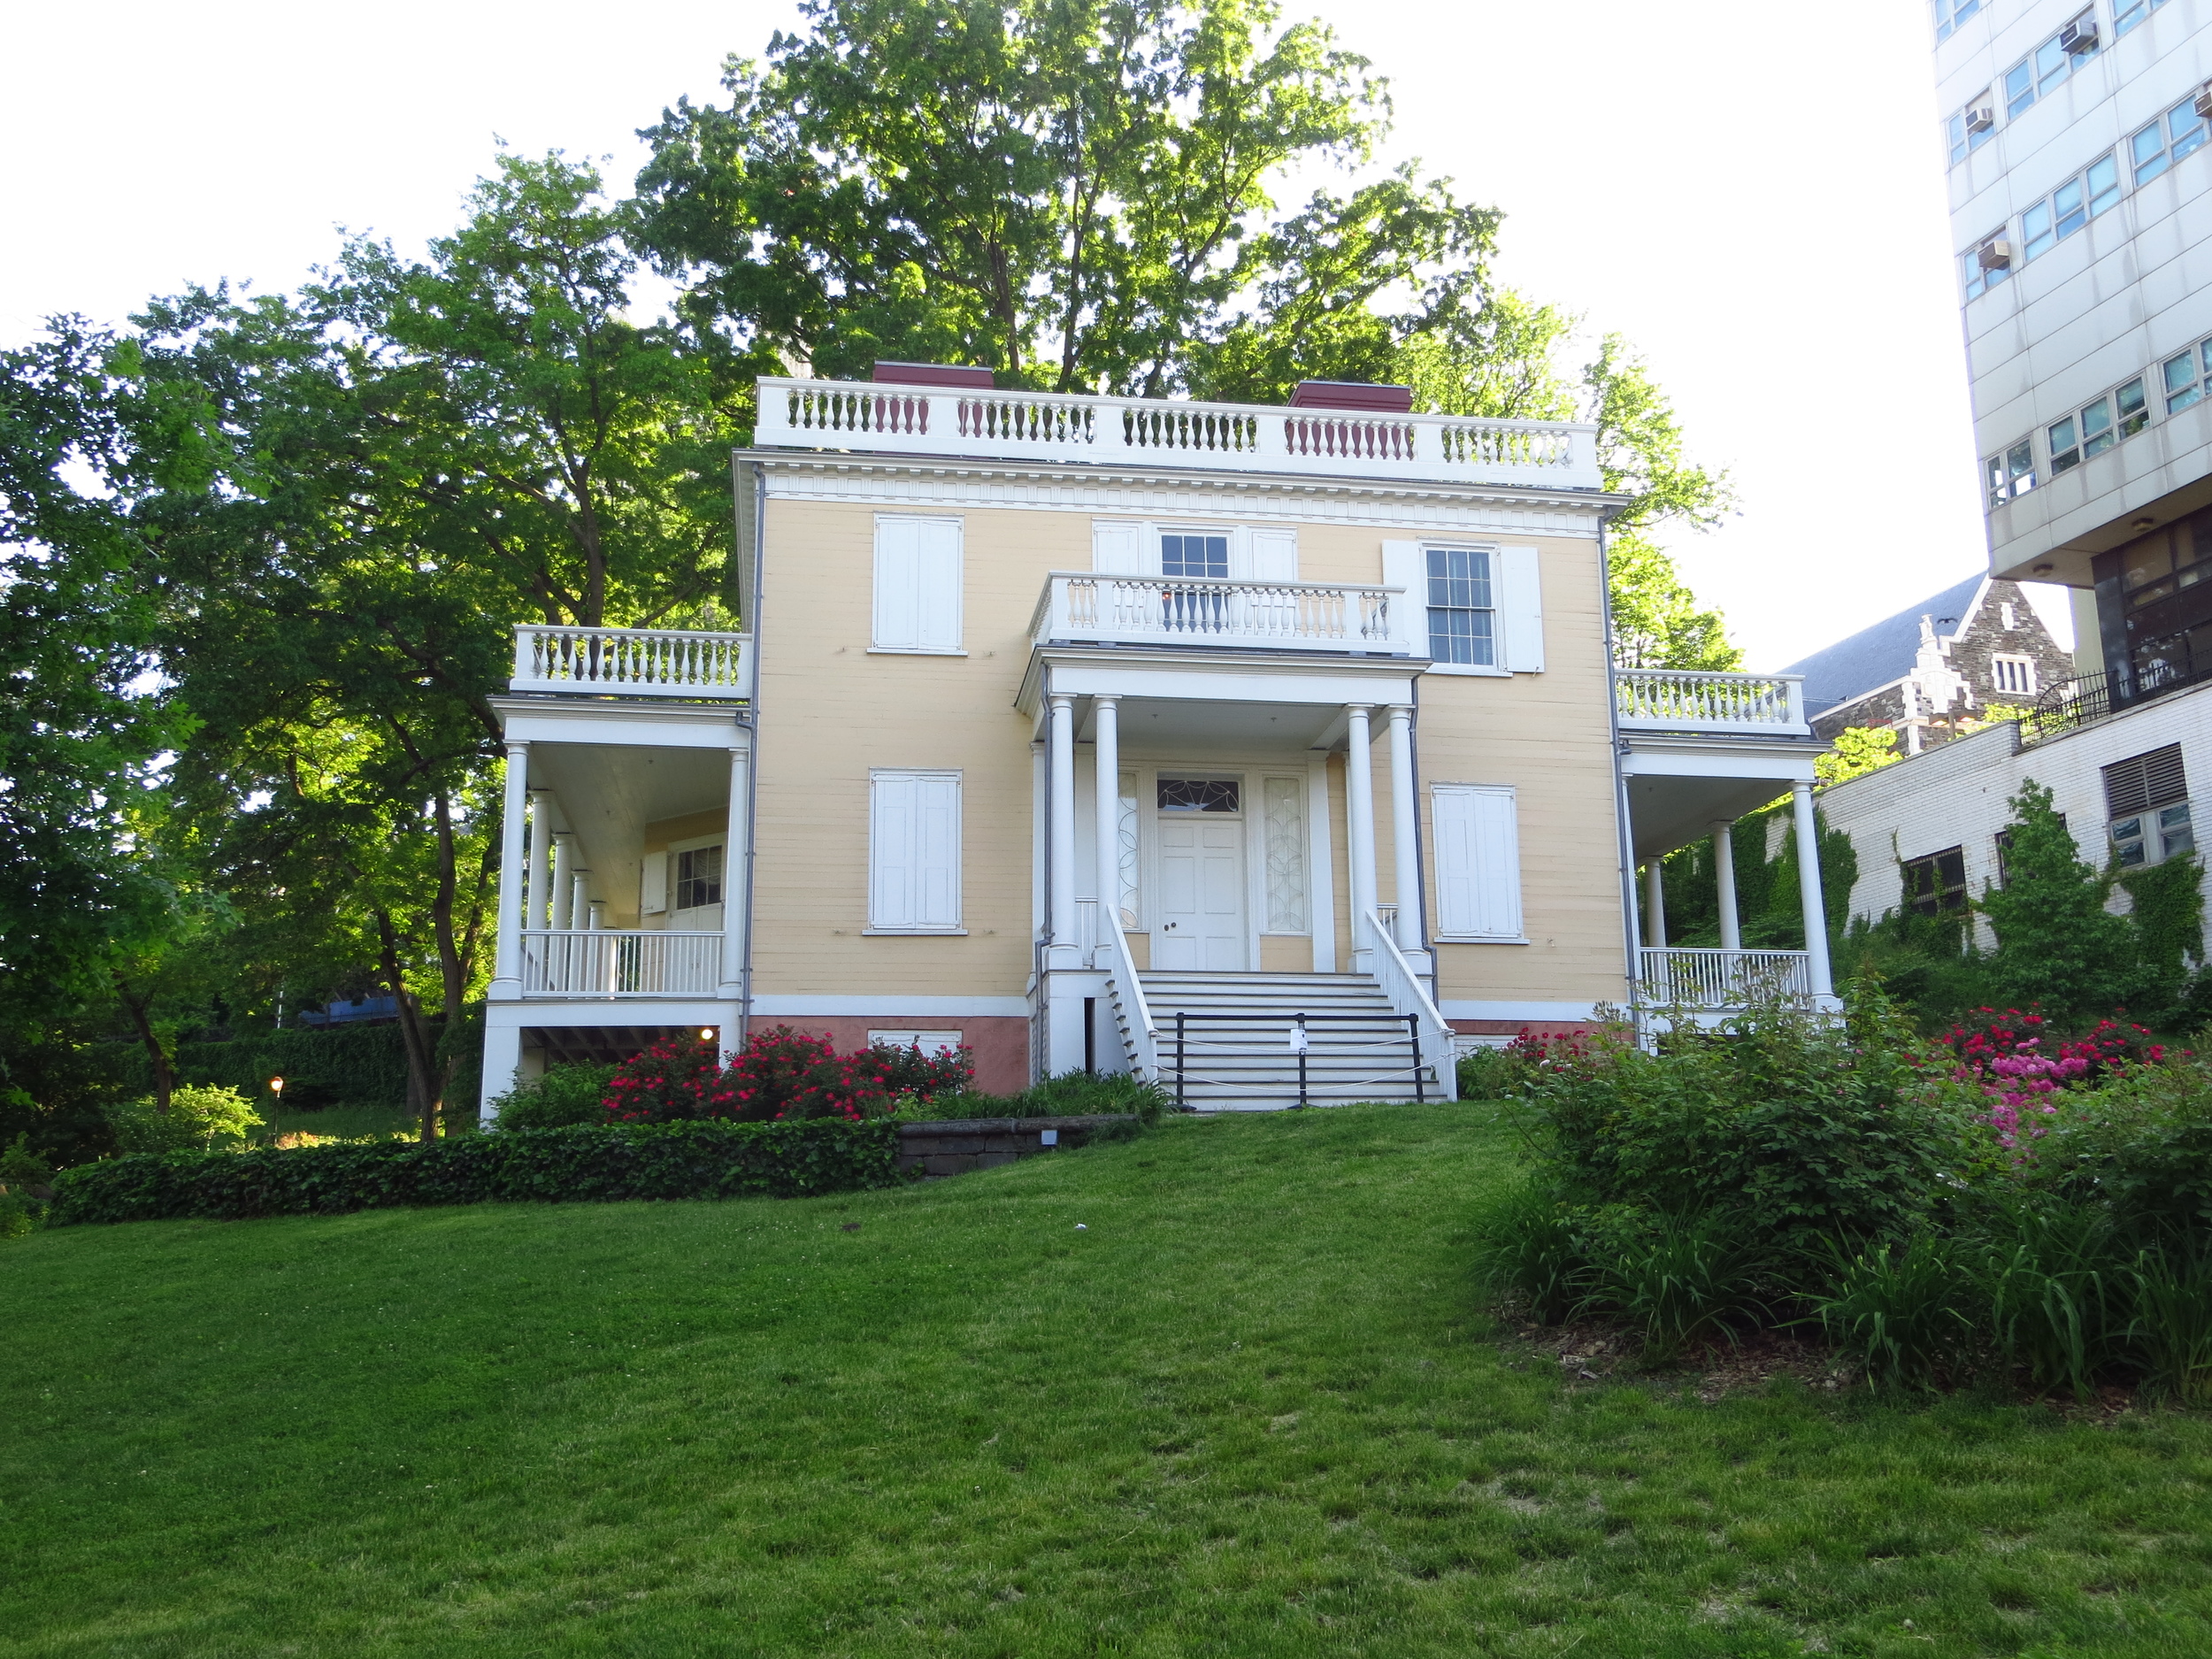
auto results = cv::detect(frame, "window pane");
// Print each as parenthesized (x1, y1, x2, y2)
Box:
(2049, 415, 2079, 470)
(2005, 62, 2035, 117)
(2167, 352, 2201, 411)
(2158, 803, 2194, 859)
(2036, 38, 2069, 91)
(2008, 440, 2035, 495)
(2023, 199, 2055, 259)
(2135, 123, 2170, 182)
(2172, 102, 2208, 162)
(2081, 398, 2114, 457)
(2118, 378, 2149, 434)
(2086, 154, 2121, 216)
(2055, 179, 2087, 239)
(1157, 778, 1239, 813)
(1947, 113, 1968, 167)
(2116, 0, 2148, 32)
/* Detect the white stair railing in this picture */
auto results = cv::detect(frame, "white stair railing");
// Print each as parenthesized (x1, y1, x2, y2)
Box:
(511, 626, 751, 697)
(1031, 572, 1414, 655)
(1615, 669, 1808, 733)
(1100, 904, 1159, 1081)
(520, 930, 722, 997)
(1637, 948, 1813, 1009)
(1362, 910, 1456, 1101)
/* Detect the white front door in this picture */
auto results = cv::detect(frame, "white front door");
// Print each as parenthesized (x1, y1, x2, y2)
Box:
(1155, 814, 1246, 971)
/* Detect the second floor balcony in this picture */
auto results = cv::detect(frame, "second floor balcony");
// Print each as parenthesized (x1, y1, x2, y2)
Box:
(511, 625, 752, 698)
(1031, 572, 1416, 657)
(1616, 669, 1809, 736)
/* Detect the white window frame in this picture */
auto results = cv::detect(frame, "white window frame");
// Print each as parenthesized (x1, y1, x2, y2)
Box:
(1089, 518, 1299, 582)
(1932, 0, 1980, 43)
(1946, 90, 1996, 168)
(871, 514, 964, 656)
(2003, 12, 2094, 120)
(1430, 782, 1526, 944)
(2020, 153, 2120, 262)
(2047, 375, 2147, 474)
(1985, 436, 2037, 508)
(1990, 654, 2038, 696)
(667, 832, 726, 919)
(2162, 338, 2212, 414)
(866, 768, 965, 935)
(2115, 0, 2168, 36)
(2132, 96, 2209, 186)
(867, 1029, 964, 1055)
(1962, 227, 2012, 302)
(1386, 541, 1541, 676)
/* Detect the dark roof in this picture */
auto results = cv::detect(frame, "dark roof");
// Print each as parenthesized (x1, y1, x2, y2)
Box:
(1288, 380, 1415, 412)
(1776, 572, 1987, 712)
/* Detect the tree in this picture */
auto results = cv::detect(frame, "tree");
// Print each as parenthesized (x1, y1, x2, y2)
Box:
(1979, 781, 2141, 1023)
(1816, 726, 1901, 787)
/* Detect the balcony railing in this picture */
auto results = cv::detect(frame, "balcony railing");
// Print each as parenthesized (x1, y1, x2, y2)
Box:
(1032, 572, 1415, 655)
(511, 626, 750, 698)
(1638, 948, 1812, 1008)
(1616, 670, 1809, 734)
(755, 376, 1602, 490)
(520, 930, 722, 997)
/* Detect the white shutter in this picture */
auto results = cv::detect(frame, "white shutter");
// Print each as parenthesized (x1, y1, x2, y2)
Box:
(1432, 784, 1523, 940)
(1248, 526, 1298, 581)
(1499, 546, 1545, 672)
(871, 771, 962, 931)
(1381, 540, 1424, 655)
(874, 517, 962, 651)
(1092, 520, 1144, 574)
(639, 851, 668, 916)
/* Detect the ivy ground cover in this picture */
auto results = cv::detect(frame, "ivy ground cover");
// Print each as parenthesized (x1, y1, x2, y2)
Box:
(5, 1106, 2212, 1658)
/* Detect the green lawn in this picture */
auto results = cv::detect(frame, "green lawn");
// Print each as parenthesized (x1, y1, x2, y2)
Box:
(5, 1105, 2211, 1657)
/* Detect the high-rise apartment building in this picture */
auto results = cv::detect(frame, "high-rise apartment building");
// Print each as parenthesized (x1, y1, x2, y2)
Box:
(1939, 0, 2212, 703)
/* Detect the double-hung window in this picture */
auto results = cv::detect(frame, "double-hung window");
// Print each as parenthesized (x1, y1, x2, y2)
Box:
(2048, 378, 2147, 472)
(1963, 228, 2012, 300)
(2133, 97, 2209, 185)
(674, 845, 723, 911)
(2162, 339, 2212, 413)
(2115, 0, 2168, 35)
(1160, 533, 1228, 580)
(2021, 154, 2120, 259)
(2106, 745, 2193, 867)
(1932, 0, 1978, 42)
(1425, 547, 1496, 666)
(2007, 12, 2096, 118)
(1985, 437, 2037, 507)
(1947, 91, 1996, 167)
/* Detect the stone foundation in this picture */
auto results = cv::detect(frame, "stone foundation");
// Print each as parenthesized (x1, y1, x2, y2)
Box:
(895, 1114, 1140, 1179)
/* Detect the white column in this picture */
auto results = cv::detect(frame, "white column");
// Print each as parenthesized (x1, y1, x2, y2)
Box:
(1344, 704, 1379, 965)
(479, 1020, 522, 1125)
(1644, 858, 1667, 949)
(1791, 782, 1836, 997)
(568, 868, 591, 930)
(526, 791, 554, 933)
(491, 741, 530, 996)
(586, 901, 606, 929)
(1386, 703, 1422, 953)
(550, 835, 576, 931)
(1093, 695, 1120, 939)
(1712, 819, 1741, 951)
(1048, 694, 1078, 964)
(719, 748, 749, 1018)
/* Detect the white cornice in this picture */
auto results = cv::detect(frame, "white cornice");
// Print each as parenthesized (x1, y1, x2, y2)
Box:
(737, 449, 1617, 538)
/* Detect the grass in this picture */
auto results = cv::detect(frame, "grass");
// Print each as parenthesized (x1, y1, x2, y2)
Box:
(5, 1105, 2212, 1657)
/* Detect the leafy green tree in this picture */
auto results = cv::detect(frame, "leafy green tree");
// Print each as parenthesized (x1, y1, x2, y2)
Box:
(1980, 781, 2140, 1023)
(1816, 726, 1901, 787)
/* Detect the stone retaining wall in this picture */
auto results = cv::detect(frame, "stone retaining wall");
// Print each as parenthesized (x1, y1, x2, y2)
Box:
(895, 1115, 1141, 1179)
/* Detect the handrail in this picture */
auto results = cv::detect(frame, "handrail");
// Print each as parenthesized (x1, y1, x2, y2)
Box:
(1101, 904, 1158, 1080)
(754, 375, 1603, 490)
(1032, 571, 1415, 655)
(1636, 947, 1812, 1009)
(511, 625, 752, 698)
(1362, 910, 1455, 1100)
(1615, 669, 1808, 734)
(519, 928, 722, 997)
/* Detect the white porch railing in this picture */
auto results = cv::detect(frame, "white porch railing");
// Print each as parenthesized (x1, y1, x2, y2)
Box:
(511, 626, 751, 698)
(755, 376, 1602, 491)
(521, 930, 722, 997)
(1615, 670, 1808, 734)
(1637, 948, 1813, 1009)
(1032, 572, 1415, 655)
(1362, 910, 1456, 1100)
(1100, 904, 1159, 1081)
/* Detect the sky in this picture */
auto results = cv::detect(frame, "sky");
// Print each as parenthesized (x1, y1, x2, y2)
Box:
(0, 0, 2043, 665)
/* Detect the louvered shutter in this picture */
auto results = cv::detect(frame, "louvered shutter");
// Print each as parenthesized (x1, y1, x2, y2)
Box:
(874, 517, 962, 650)
(1092, 519, 1144, 574)
(1248, 526, 1298, 580)
(915, 518, 962, 650)
(639, 851, 668, 916)
(1432, 784, 1523, 940)
(2105, 745, 2188, 816)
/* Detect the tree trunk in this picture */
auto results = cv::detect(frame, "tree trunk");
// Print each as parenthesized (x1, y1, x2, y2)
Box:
(116, 978, 174, 1113)
(375, 910, 442, 1142)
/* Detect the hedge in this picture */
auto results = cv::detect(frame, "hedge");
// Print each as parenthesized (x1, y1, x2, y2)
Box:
(49, 1120, 902, 1225)
(110, 1012, 483, 1114)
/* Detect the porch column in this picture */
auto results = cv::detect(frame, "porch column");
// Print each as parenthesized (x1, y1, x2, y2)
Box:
(1048, 693, 1079, 963)
(550, 835, 576, 931)
(525, 790, 554, 933)
(1344, 703, 1380, 966)
(1711, 819, 1741, 950)
(1093, 695, 1120, 941)
(1386, 703, 1423, 954)
(479, 1020, 521, 1126)
(568, 867, 592, 931)
(586, 901, 606, 929)
(719, 747, 749, 1043)
(1790, 782, 1836, 997)
(1644, 858, 1667, 949)
(490, 741, 530, 998)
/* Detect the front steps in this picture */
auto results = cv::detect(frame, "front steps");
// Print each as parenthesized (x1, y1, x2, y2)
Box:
(1132, 972, 1446, 1110)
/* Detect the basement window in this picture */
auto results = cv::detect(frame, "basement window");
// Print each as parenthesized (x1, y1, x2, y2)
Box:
(1903, 846, 1969, 914)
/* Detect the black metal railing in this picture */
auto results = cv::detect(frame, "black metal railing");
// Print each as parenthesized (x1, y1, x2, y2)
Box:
(2026, 653, 2212, 743)
(1169, 1010, 1430, 1109)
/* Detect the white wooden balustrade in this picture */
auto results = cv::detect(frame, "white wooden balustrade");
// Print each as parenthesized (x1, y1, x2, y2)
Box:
(755, 376, 1602, 490)
(511, 626, 751, 697)
(1032, 572, 1415, 655)
(1638, 948, 1813, 1009)
(1616, 670, 1809, 734)
(1362, 910, 1456, 1099)
(521, 930, 722, 997)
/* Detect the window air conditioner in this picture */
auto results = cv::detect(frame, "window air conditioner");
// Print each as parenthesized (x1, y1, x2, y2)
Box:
(2059, 19, 2098, 54)
(1964, 104, 1995, 134)
(1978, 238, 2014, 273)
(2195, 82, 2212, 121)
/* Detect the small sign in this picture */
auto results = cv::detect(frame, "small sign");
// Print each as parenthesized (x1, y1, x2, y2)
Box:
(1288, 1025, 1310, 1053)
(1040, 1128, 1059, 1146)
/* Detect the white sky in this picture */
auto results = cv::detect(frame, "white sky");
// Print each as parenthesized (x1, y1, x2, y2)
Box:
(0, 0, 2047, 664)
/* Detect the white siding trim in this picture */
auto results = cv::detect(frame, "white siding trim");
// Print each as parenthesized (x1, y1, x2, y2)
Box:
(869, 768, 964, 933)
(1431, 782, 1525, 941)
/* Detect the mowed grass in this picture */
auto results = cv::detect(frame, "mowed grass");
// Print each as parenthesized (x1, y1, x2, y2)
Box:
(5, 1108, 2212, 1657)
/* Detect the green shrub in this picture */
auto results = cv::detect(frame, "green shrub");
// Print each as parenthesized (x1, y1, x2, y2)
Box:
(106, 1086, 265, 1155)
(2129, 1244, 2212, 1407)
(489, 1064, 618, 1132)
(50, 1119, 902, 1226)
(2024, 1057, 2212, 1238)
(1575, 1209, 1778, 1363)
(1809, 1233, 1978, 1391)
(1971, 1195, 2131, 1402)
(1455, 1045, 1520, 1101)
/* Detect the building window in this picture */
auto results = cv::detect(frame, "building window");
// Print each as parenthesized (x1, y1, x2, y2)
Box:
(2115, 0, 2168, 35)
(1985, 437, 2037, 507)
(1991, 655, 2039, 696)
(2105, 744, 2192, 867)
(1993, 820, 2062, 887)
(2162, 339, 2212, 413)
(2048, 378, 2146, 472)
(674, 845, 723, 911)
(1160, 533, 1228, 580)
(872, 516, 963, 653)
(1903, 846, 1970, 915)
(2005, 12, 2096, 119)
(2001, 601, 2018, 630)
(1156, 777, 1240, 813)
(2021, 154, 2120, 259)
(869, 769, 963, 932)
(1425, 546, 1497, 665)
(1963, 230, 2013, 301)
(1933, 0, 1979, 42)
(2132, 96, 2209, 186)
(1947, 92, 1996, 167)
(867, 1028, 963, 1056)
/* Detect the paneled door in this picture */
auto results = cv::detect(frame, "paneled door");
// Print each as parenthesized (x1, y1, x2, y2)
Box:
(1154, 810, 1247, 971)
